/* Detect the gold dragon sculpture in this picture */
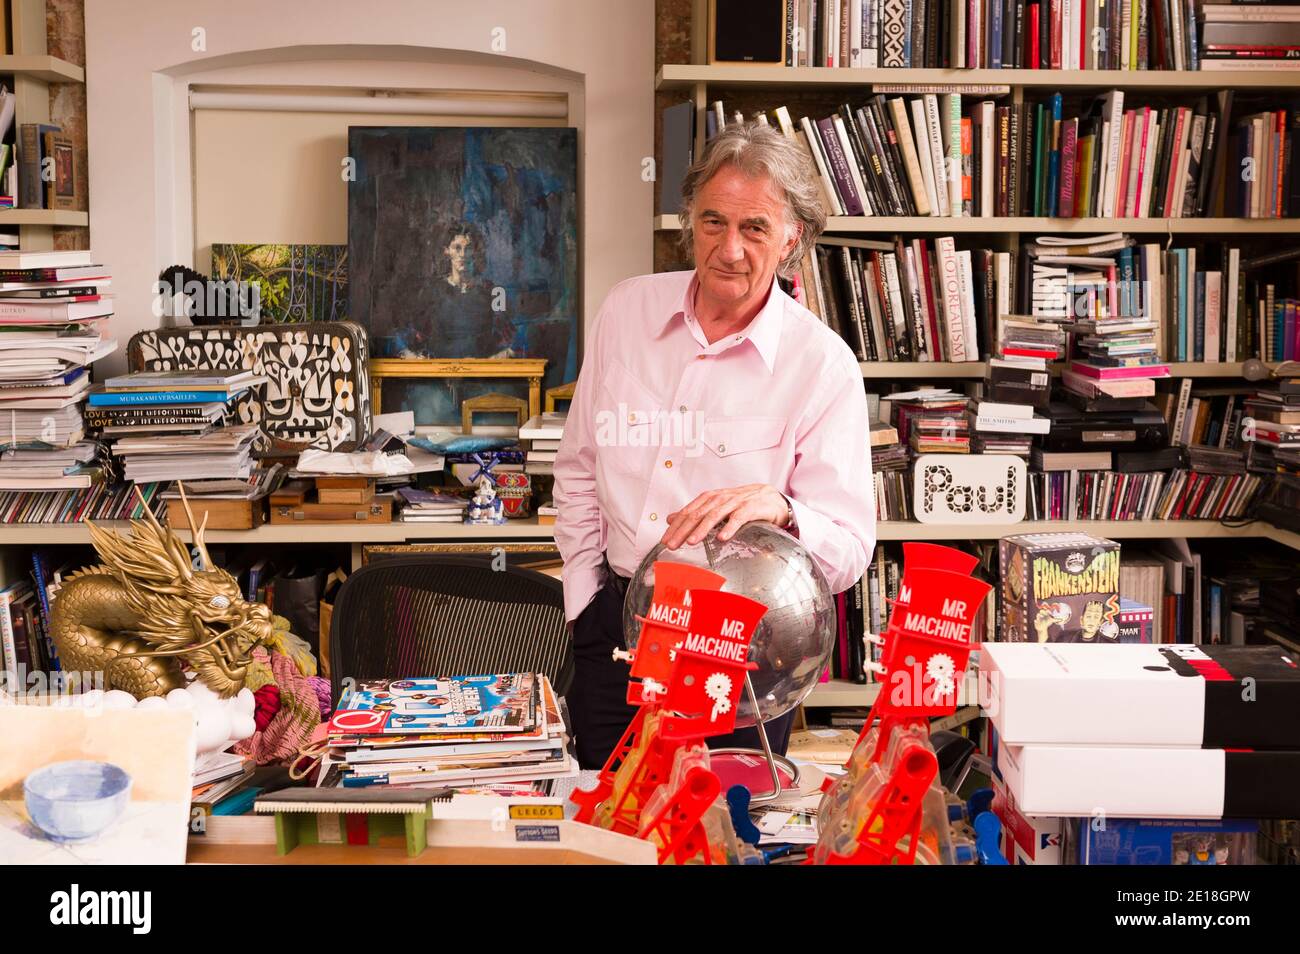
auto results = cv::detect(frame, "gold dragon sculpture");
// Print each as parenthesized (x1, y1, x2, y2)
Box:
(49, 487, 274, 699)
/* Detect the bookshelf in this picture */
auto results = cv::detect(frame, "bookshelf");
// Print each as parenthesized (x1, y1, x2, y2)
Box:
(657, 213, 1300, 235)
(0, 0, 88, 249)
(858, 361, 1275, 378)
(657, 64, 1300, 93)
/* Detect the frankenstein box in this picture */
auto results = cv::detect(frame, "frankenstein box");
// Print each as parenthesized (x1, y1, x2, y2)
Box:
(999, 532, 1121, 642)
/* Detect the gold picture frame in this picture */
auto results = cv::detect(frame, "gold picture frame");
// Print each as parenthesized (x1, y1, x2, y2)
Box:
(544, 381, 576, 412)
(368, 357, 548, 420)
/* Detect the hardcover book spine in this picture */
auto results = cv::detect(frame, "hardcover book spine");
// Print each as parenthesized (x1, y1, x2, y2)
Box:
(937, 236, 968, 360)
(882, 0, 908, 65)
(890, 97, 934, 215)
(924, 95, 951, 216)
(1060, 117, 1078, 218)
(998, 106, 1011, 217)
(883, 253, 914, 359)
(1008, 103, 1022, 217)
(816, 117, 865, 215)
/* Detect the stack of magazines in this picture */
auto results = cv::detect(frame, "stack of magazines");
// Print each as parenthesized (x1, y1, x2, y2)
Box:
(0, 249, 116, 494)
(321, 673, 575, 792)
(393, 487, 465, 523)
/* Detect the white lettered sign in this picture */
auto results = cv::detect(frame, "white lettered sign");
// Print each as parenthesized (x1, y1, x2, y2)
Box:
(912, 454, 1027, 524)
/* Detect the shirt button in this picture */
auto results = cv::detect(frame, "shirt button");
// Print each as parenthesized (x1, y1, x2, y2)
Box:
(628, 412, 637, 423)
(679, 405, 687, 413)
(718, 444, 726, 453)
(650, 512, 658, 521)
(664, 460, 673, 469)
(696, 355, 706, 360)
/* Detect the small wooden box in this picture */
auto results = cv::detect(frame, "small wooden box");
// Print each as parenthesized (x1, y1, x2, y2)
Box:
(270, 498, 392, 524)
(164, 497, 265, 531)
(316, 480, 376, 505)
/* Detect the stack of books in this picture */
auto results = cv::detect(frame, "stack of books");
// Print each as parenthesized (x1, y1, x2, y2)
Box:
(973, 313, 1059, 455)
(191, 750, 254, 810)
(521, 412, 565, 477)
(111, 424, 259, 484)
(0, 250, 118, 511)
(321, 673, 575, 791)
(890, 388, 970, 458)
(1199, 3, 1300, 71)
(394, 487, 465, 524)
(90, 370, 263, 483)
(1242, 365, 1300, 469)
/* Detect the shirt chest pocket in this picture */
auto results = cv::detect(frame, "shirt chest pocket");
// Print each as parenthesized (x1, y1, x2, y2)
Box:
(696, 416, 788, 480)
(597, 362, 668, 476)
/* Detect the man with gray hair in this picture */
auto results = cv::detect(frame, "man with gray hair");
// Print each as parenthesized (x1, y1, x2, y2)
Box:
(553, 121, 875, 768)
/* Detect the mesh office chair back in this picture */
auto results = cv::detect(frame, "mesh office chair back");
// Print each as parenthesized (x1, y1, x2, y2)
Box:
(328, 555, 573, 705)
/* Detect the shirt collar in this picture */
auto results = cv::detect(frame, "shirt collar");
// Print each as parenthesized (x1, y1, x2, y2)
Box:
(665, 272, 785, 374)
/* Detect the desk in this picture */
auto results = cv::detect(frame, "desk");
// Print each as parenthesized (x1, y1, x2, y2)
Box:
(187, 842, 629, 865)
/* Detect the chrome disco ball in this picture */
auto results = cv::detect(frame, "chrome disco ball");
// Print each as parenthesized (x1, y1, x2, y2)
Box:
(623, 522, 835, 726)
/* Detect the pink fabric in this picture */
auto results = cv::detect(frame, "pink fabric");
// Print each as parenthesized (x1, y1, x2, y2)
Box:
(235, 649, 322, 765)
(553, 270, 875, 621)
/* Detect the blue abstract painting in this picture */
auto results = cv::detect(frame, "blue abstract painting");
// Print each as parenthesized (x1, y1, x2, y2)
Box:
(348, 126, 578, 425)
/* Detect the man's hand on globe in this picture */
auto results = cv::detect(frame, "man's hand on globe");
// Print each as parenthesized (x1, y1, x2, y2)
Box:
(661, 483, 791, 549)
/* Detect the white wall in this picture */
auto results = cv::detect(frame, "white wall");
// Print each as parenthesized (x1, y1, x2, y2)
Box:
(84, 0, 655, 374)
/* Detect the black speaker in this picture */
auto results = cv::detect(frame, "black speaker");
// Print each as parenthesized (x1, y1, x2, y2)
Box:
(708, 0, 786, 64)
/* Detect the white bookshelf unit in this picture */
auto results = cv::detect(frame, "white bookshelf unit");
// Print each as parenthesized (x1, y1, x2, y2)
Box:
(653, 14, 1300, 707)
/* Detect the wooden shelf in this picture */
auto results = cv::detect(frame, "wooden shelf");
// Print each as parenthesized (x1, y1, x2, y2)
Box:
(0, 209, 89, 227)
(876, 519, 1272, 541)
(804, 674, 980, 707)
(0, 517, 1285, 546)
(806, 679, 879, 707)
(657, 64, 1300, 91)
(859, 361, 1267, 378)
(0, 517, 557, 546)
(860, 361, 985, 378)
(656, 213, 1298, 234)
(0, 54, 84, 83)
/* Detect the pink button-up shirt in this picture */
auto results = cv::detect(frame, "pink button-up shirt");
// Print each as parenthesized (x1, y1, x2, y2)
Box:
(552, 269, 875, 622)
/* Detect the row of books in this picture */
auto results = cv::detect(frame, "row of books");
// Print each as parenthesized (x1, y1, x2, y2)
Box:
(1024, 236, 1267, 364)
(826, 547, 900, 685)
(712, 86, 1271, 222)
(0, 577, 54, 690)
(1013, 92, 1239, 220)
(804, 232, 1279, 366)
(775, 0, 1203, 70)
(1026, 465, 1266, 519)
(803, 237, 1009, 361)
(0, 480, 162, 525)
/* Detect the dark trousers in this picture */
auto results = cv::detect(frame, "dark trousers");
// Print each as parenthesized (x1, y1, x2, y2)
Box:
(568, 562, 796, 770)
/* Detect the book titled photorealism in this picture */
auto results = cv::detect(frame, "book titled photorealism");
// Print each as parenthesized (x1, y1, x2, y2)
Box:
(328, 674, 539, 735)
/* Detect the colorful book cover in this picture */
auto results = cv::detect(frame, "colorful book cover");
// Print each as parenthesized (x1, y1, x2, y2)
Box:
(329, 673, 539, 735)
(999, 532, 1122, 643)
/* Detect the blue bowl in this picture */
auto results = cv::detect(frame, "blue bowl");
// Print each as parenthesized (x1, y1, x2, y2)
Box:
(23, 760, 133, 842)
